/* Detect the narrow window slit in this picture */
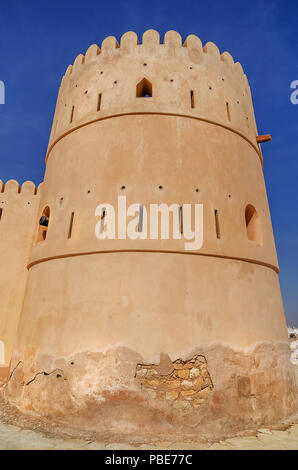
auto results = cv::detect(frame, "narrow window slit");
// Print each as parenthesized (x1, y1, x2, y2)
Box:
(70, 106, 75, 123)
(100, 207, 106, 234)
(138, 205, 144, 232)
(68, 212, 74, 239)
(226, 102, 231, 121)
(179, 206, 183, 234)
(97, 94, 101, 111)
(0, 208, 2, 221)
(215, 210, 221, 239)
(191, 90, 195, 108)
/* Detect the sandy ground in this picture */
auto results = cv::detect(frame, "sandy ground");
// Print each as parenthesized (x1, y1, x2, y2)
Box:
(0, 367, 297, 450)
(0, 421, 297, 450)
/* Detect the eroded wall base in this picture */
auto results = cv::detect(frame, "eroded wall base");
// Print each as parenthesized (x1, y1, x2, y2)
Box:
(4, 341, 297, 441)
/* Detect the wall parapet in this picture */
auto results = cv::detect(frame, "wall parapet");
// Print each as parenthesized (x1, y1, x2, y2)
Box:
(0, 179, 43, 195)
(61, 30, 247, 84)
(48, 30, 259, 156)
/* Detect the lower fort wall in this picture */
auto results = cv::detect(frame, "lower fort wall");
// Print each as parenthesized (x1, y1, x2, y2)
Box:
(5, 251, 296, 436)
(0, 180, 40, 371)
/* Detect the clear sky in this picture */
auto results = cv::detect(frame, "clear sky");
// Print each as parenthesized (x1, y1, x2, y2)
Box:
(0, 0, 297, 325)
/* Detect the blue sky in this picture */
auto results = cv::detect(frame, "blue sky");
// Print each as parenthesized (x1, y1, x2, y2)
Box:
(0, 0, 297, 325)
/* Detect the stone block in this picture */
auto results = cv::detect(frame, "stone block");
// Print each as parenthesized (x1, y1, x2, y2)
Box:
(177, 369, 190, 379)
(166, 391, 179, 400)
(194, 377, 206, 388)
(181, 389, 196, 397)
(190, 367, 201, 378)
(146, 379, 160, 387)
(181, 380, 194, 388)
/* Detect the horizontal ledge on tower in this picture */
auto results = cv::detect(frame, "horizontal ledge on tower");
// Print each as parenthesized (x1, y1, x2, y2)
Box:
(27, 249, 280, 274)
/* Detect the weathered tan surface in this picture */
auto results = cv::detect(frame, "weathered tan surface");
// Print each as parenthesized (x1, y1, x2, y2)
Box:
(0, 368, 297, 450)
(0, 30, 296, 436)
(0, 371, 298, 449)
(4, 342, 297, 439)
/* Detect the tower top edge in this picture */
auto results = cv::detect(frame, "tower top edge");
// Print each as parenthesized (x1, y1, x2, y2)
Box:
(61, 30, 247, 84)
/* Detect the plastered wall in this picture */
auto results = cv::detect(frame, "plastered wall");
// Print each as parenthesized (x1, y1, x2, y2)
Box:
(0, 179, 41, 368)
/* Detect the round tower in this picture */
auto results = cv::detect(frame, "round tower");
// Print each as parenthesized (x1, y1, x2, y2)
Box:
(7, 30, 296, 438)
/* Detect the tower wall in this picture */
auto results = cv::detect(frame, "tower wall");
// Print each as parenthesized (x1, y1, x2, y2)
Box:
(5, 31, 296, 439)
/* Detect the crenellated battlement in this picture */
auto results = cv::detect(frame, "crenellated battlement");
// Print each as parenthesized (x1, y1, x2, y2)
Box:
(47, 30, 259, 160)
(0, 179, 42, 195)
(61, 31, 247, 84)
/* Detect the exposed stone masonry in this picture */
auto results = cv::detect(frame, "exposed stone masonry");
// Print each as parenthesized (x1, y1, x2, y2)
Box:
(135, 354, 213, 410)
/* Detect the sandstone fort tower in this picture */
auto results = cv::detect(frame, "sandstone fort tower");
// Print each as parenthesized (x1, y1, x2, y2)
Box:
(0, 30, 296, 437)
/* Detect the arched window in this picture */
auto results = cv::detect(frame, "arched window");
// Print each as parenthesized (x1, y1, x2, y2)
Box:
(136, 78, 152, 98)
(245, 204, 262, 244)
(37, 206, 50, 242)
